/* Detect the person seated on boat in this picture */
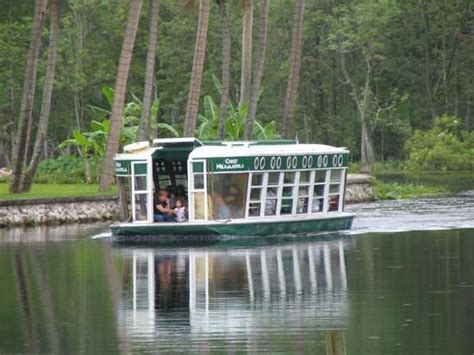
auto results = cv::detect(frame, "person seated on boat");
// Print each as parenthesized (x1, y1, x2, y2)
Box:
(164, 185, 177, 208)
(175, 184, 188, 205)
(211, 191, 231, 219)
(154, 189, 176, 222)
(174, 197, 187, 222)
(224, 184, 244, 218)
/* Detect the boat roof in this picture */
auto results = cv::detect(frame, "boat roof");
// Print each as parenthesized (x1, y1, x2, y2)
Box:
(189, 143, 348, 160)
(115, 138, 348, 161)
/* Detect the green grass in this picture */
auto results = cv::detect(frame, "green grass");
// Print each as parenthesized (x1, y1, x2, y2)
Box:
(0, 183, 117, 201)
(375, 181, 448, 200)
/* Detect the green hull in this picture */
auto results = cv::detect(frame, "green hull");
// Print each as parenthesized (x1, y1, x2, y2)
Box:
(111, 214, 354, 245)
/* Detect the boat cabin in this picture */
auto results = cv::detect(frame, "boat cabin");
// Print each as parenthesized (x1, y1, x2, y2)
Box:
(114, 138, 350, 225)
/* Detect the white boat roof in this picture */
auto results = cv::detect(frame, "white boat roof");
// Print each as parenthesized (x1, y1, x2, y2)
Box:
(114, 147, 157, 160)
(189, 143, 348, 160)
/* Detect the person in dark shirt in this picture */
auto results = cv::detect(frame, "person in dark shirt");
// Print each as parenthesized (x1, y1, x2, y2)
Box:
(154, 190, 176, 222)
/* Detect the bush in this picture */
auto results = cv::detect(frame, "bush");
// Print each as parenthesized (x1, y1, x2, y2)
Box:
(404, 115, 474, 171)
(35, 156, 99, 184)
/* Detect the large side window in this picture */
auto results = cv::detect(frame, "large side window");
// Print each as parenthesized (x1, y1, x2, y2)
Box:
(328, 169, 343, 212)
(208, 173, 248, 220)
(297, 171, 311, 214)
(312, 170, 326, 213)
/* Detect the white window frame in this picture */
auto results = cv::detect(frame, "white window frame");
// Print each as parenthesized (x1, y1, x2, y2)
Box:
(131, 160, 153, 223)
(327, 168, 344, 213)
(188, 159, 208, 221)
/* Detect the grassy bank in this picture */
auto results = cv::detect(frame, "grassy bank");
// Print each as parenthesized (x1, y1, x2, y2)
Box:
(0, 183, 116, 201)
(375, 180, 448, 200)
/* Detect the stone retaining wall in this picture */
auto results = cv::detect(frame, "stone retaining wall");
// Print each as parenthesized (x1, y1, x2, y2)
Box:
(0, 196, 121, 227)
(0, 174, 375, 227)
(345, 173, 376, 203)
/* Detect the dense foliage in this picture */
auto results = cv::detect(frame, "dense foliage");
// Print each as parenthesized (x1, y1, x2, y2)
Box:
(0, 0, 472, 169)
(405, 116, 474, 171)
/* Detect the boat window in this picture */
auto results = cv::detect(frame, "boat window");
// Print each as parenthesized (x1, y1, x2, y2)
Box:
(268, 172, 280, 185)
(247, 172, 264, 217)
(194, 174, 204, 189)
(207, 173, 248, 219)
(252, 173, 264, 186)
(264, 172, 280, 216)
(193, 192, 205, 219)
(281, 172, 296, 215)
(300, 170, 311, 183)
(297, 171, 311, 214)
(134, 176, 147, 192)
(328, 169, 343, 212)
(312, 170, 327, 213)
(283, 171, 295, 184)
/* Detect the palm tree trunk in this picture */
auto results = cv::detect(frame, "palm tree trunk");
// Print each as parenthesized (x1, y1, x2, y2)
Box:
(217, 0, 231, 140)
(10, 0, 48, 193)
(138, 0, 160, 141)
(239, 0, 252, 107)
(282, 0, 305, 139)
(244, 0, 269, 140)
(183, 0, 212, 137)
(100, 0, 143, 190)
(22, 0, 61, 192)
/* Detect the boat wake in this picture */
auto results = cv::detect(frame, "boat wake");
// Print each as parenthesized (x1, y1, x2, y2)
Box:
(91, 232, 113, 239)
(346, 193, 474, 234)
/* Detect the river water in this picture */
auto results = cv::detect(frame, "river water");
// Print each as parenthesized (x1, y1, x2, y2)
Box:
(1, 190, 474, 353)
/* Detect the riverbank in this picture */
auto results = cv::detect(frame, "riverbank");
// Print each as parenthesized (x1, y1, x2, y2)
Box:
(0, 174, 375, 228)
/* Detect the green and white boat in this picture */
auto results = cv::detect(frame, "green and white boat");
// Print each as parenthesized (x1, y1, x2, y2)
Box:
(111, 138, 354, 241)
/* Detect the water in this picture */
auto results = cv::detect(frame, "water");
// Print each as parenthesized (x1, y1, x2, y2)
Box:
(1, 191, 474, 353)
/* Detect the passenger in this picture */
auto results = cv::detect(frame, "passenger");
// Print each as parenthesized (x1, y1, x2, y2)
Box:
(165, 185, 176, 208)
(174, 198, 187, 222)
(175, 184, 188, 206)
(154, 190, 176, 222)
(212, 192, 231, 219)
(224, 184, 244, 217)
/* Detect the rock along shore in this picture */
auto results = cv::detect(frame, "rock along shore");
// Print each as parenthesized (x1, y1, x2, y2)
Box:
(0, 174, 375, 227)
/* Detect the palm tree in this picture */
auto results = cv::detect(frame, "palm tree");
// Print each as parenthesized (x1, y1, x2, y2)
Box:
(138, 0, 160, 141)
(282, 0, 305, 139)
(217, 0, 231, 139)
(22, 0, 61, 192)
(183, 0, 212, 137)
(10, 0, 48, 193)
(244, 0, 269, 140)
(239, 0, 252, 107)
(100, 0, 143, 190)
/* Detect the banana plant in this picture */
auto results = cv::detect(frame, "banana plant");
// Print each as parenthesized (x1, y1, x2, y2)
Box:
(197, 95, 280, 141)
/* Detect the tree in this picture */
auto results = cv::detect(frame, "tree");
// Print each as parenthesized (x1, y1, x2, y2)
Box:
(183, 0, 212, 137)
(10, 0, 48, 193)
(217, 0, 231, 139)
(100, 0, 143, 190)
(244, 0, 269, 140)
(239, 0, 252, 107)
(326, 0, 400, 171)
(22, 0, 61, 192)
(282, 0, 304, 139)
(138, 0, 160, 141)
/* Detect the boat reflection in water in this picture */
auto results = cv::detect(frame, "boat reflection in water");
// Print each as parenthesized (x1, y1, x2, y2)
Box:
(117, 239, 351, 352)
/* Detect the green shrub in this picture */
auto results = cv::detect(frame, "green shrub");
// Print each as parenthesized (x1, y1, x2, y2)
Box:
(404, 115, 474, 171)
(35, 156, 98, 184)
